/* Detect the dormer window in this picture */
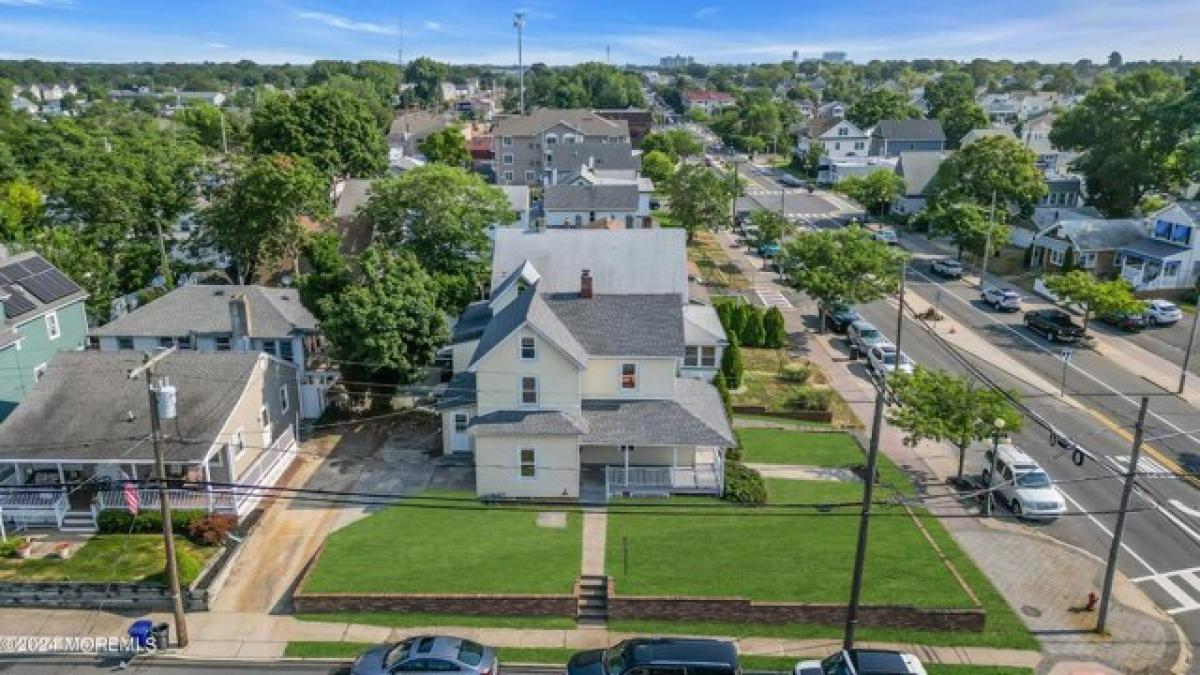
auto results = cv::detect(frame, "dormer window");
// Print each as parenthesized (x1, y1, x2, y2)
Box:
(520, 336, 536, 360)
(837, 127, 848, 136)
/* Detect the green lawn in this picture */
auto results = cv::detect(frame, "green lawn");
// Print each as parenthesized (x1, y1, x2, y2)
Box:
(295, 613, 576, 629)
(0, 535, 216, 585)
(736, 428, 864, 465)
(302, 491, 581, 594)
(733, 414, 835, 429)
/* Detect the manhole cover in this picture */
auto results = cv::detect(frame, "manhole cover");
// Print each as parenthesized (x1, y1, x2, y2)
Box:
(1021, 605, 1043, 617)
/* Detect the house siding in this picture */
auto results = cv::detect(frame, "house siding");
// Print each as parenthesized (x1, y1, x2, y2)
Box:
(218, 356, 300, 480)
(582, 445, 695, 466)
(475, 434, 579, 498)
(475, 327, 581, 414)
(872, 138, 944, 157)
(581, 358, 676, 399)
(452, 340, 479, 374)
(0, 299, 88, 420)
(545, 209, 641, 228)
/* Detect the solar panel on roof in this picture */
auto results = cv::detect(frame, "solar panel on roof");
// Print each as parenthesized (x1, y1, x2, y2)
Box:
(20, 270, 81, 304)
(2, 286, 36, 318)
(19, 257, 51, 275)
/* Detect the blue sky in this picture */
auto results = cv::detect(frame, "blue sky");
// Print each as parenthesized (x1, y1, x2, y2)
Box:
(1, 0, 1198, 65)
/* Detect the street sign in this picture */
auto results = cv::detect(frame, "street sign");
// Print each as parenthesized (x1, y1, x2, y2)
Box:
(1060, 348, 1074, 363)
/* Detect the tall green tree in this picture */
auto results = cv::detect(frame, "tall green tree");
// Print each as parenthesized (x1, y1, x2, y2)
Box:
(0, 180, 42, 241)
(780, 226, 906, 331)
(405, 57, 448, 108)
(297, 232, 352, 321)
(721, 336, 744, 389)
(939, 101, 989, 149)
(640, 129, 703, 159)
(640, 150, 674, 186)
(888, 367, 1024, 480)
(835, 170, 905, 216)
(928, 135, 1046, 220)
(418, 127, 471, 168)
(1043, 270, 1144, 332)
(846, 89, 921, 129)
(249, 85, 388, 178)
(923, 70, 976, 117)
(925, 201, 1010, 259)
(1050, 69, 1185, 216)
(199, 154, 332, 283)
(319, 245, 449, 384)
(749, 210, 789, 249)
(763, 306, 788, 348)
(174, 101, 242, 153)
(665, 163, 734, 243)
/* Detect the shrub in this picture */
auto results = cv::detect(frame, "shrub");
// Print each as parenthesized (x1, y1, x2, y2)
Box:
(788, 386, 834, 411)
(726, 302, 747, 343)
(97, 509, 208, 535)
(185, 513, 238, 546)
(741, 306, 766, 347)
(713, 372, 732, 420)
(715, 301, 735, 337)
(763, 307, 788, 348)
(721, 338, 744, 389)
(0, 538, 23, 558)
(723, 461, 767, 505)
(780, 362, 812, 384)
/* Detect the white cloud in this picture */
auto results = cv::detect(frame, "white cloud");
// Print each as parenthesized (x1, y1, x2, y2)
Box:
(693, 6, 719, 20)
(423, 21, 444, 32)
(295, 10, 397, 35)
(0, 0, 72, 6)
(204, 41, 229, 49)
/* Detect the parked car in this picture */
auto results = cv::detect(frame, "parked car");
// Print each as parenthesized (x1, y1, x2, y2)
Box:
(821, 302, 861, 333)
(757, 242, 781, 258)
(778, 173, 805, 188)
(794, 649, 927, 675)
(872, 228, 899, 246)
(1145, 299, 1184, 326)
(981, 444, 1067, 519)
(568, 638, 739, 675)
(352, 636, 498, 675)
(847, 320, 890, 356)
(1099, 311, 1147, 332)
(867, 343, 913, 376)
(930, 258, 963, 279)
(1024, 309, 1086, 342)
(981, 286, 1022, 311)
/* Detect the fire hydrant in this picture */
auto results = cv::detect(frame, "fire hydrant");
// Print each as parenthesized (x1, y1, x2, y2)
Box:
(1084, 591, 1098, 612)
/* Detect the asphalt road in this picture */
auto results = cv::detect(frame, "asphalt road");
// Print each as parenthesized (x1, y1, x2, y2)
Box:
(0, 656, 560, 674)
(769, 219, 1200, 660)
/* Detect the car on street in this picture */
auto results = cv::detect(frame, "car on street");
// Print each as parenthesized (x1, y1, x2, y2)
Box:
(794, 649, 927, 675)
(930, 258, 963, 279)
(847, 320, 890, 356)
(568, 638, 739, 675)
(352, 636, 498, 675)
(757, 242, 781, 258)
(981, 286, 1022, 311)
(1099, 311, 1147, 332)
(872, 228, 899, 245)
(867, 343, 913, 375)
(821, 302, 861, 333)
(1023, 308, 1086, 342)
(981, 444, 1067, 519)
(1145, 299, 1184, 326)
(778, 173, 805, 188)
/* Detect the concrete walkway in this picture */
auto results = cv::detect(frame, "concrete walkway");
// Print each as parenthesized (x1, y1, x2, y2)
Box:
(744, 463, 859, 482)
(581, 508, 607, 577)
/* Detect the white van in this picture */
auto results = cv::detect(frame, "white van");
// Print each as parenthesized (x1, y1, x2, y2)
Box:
(981, 444, 1066, 519)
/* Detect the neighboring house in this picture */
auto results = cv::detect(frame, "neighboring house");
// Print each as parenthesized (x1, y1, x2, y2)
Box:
(0, 351, 299, 532)
(1031, 218, 1144, 278)
(542, 141, 639, 185)
(566, 167, 655, 214)
(495, 186, 532, 233)
(493, 108, 630, 186)
(1039, 174, 1083, 209)
(595, 108, 653, 146)
(960, 127, 1016, 147)
(682, 90, 735, 116)
(542, 184, 649, 229)
(869, 119, 946, 157)
(816, 101, 846, 119)
(978, 93, 1018, 125)
(796, 118, 870, 160)
(9, 94, 37, 115)
(891, 151, 949, 215)
(817, 156, 898, 185)
(171, 91, 225, 107)
(438, 262, 734, 501)
(88, 285, 335, 418)
(1020, 112, 1072, 173)
(681, 304, 727, 381)
(0, 252, 90, 420)
(388, 111, 451, 157)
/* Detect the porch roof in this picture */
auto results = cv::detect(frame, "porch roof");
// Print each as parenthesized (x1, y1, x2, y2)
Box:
(580, 379, 734, 447)
(1121, 237, 1191, 261)
(467, 409, 588, 436)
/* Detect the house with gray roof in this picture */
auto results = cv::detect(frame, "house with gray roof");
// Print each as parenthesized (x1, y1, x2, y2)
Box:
(492, 108, 631, 186)
(542, 184, 649, 229)
(869, 119, 946, 157)
(438, 261, 732, 502)
(891, 151, 949, 216)
(89, 285, 334, 418)
(0, 350, 299, 532)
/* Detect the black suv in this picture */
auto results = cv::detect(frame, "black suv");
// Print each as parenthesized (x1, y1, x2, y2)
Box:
(568, 639, 739, 675)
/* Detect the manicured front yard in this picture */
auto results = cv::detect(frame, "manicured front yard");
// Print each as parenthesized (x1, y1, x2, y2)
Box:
(0, 535, 216, 585)
(736, 428, 863, 465)
(732, 349, 858, 426)
(301, 491, 581, 594)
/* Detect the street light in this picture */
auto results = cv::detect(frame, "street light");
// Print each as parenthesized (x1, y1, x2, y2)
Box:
(985, 418, 1006, 516)
(513, 12, 526, 116)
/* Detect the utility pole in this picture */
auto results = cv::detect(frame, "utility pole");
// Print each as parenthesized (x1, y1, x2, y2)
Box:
(1178, 309, 1199, 394)
(984, 419, 1006, 516)
(513, 12, 526, 116)
(397, 16, 405, 106)
(978, 189, 997, 288)
(731, 159, 741, 232)
(843, 382, 885, 650)
(153, 221, 173, 291)
(1097, 396, 1149, 634)
(128, 348, 189, 649)
(894, 258, 907, 360)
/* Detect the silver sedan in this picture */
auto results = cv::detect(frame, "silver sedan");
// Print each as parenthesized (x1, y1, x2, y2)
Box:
(352, 635, 499, 675)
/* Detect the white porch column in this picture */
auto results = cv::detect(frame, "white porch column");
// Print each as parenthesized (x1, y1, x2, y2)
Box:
(203, 462, 213, 512)
(56, 463, 65, 484)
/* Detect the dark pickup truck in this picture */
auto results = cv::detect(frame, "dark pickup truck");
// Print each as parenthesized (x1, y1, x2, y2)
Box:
(1024, 309, 1086, 342)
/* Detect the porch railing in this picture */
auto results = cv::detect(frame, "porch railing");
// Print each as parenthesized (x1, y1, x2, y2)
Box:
(605, 458, 724, 498)
(96, 488, 236, 513)
(0, 488, 69, 528)
(234, 424, 296, 513)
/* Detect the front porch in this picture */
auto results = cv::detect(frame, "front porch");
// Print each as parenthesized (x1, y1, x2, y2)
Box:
(581, 445, 725, 501)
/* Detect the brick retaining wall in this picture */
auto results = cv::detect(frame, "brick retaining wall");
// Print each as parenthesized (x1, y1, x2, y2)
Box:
(731, 406, 834, 423)
(608, 594, 985, 632)
(293, 592, 576, 617)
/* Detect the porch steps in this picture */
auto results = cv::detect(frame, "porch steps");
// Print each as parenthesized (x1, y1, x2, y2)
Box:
(59, 511, 97, 534)
(577, 574, 608, 625)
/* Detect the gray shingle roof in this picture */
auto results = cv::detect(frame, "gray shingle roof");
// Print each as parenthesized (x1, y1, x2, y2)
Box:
(91, 285, 318, 339)
(1121, 238, 1191, 260)
(437, 371, 477, 409)
(895, 151, 949, 197)
(542, 293, 684, 357)
(493, 108, 627, 138)
(873, 119, 946, 142)
(960, 127, 1015, 146)
(545, 142, 639, 173)
(468, 286, 588, 370)
(581, 379, 734, 446)
(1052, 219, 1145, 252)
(0, 351, 266, 463)
(452, 301, 493, 344)
(467, 409, 588, 436)
(543, 184, 640, 212)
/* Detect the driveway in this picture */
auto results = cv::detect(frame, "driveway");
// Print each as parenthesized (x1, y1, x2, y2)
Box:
(211, 411, 471, 614)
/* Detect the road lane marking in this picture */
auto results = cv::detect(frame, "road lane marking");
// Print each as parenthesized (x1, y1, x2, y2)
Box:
(1130, 568, 1200, 614)
(1056, 486, 1156, 575)
(1108, 454, 1174, 476)
(1156, 575, 1200, 614)
(1170, 499, 1200, 519)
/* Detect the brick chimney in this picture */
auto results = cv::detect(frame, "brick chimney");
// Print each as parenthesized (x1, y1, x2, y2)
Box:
(580, 269, 593, 299)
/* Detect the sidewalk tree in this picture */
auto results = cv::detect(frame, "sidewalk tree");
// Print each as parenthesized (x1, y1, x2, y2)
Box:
(665, 163, 733, 243)
(749, 209, 788, 248)
(928, 135, 1047, 220)
(763, 306, 788, 348)
(1043, 270, 1144, 332)
(742, 307, 766, 347)
(418, 127, 471, 168)
(847, 89, 921, 129)
(641, 128, 703, 160)
(834, 170, 905, 216)
(926, 201, 1010, 259)
(640, 150, 675, 185)
(319, 245, 449, 385)
(722, 336, 744, 389)
(888, 367, 1024, 480)
(780, 225, 906, 332)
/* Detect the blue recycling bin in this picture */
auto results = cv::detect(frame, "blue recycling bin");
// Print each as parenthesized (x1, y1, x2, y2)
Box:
(127, 619, 154, 649)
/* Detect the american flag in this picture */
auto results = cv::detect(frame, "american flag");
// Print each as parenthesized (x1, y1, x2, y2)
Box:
(123, 481, 140, 515)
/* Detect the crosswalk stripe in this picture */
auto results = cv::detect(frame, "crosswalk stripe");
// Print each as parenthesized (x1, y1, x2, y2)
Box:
(1157, 576, 1200, 614)
(1133, 570, 1200, 614)
(1178, 571, 1200, 595)
(1107, 454, 1173, 476)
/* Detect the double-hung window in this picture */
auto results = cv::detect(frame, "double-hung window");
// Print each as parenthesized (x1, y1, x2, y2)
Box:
(520, 336, 536, 360)
(520, 376, 539, 406)
(685, 346, 700, 367)
(700, 346, 717, 367)
(519, 448, 537, 478)
(45, 311, 60, 340)
(621, 363, 637, 390)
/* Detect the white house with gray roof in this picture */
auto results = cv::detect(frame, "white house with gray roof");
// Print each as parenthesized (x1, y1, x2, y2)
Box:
(542, 184, 649, 229)
(89, 285, 335, 418)
(493, 108, 632, 186)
